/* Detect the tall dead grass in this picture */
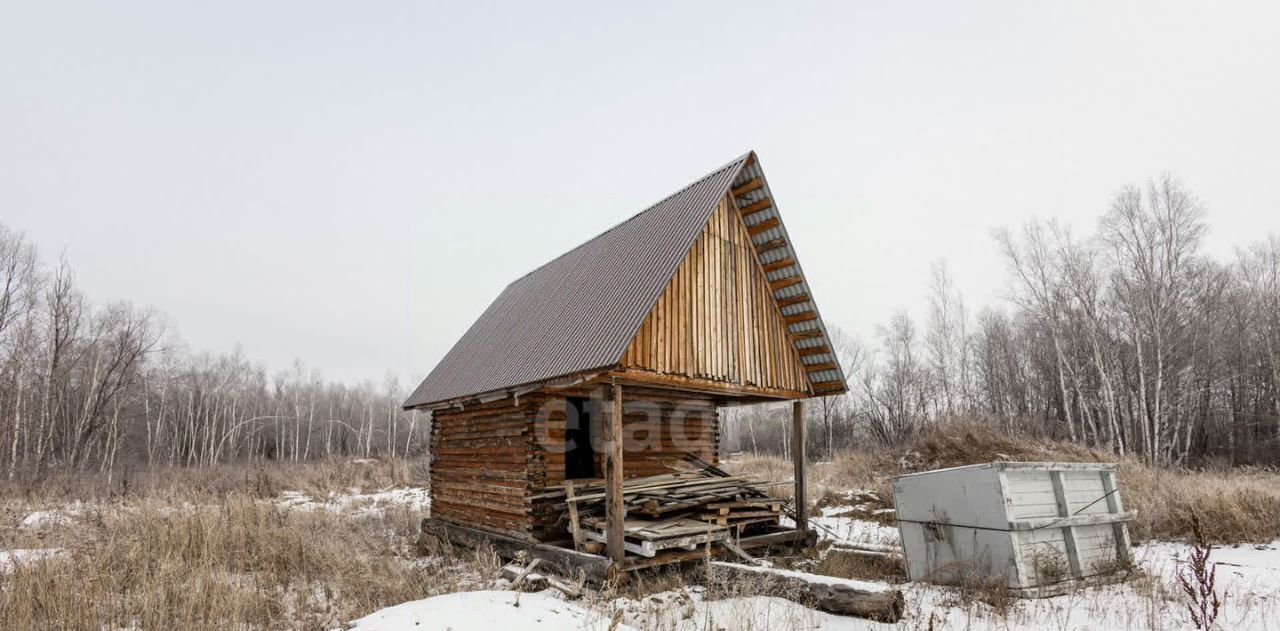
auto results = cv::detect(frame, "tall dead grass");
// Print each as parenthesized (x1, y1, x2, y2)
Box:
(0, 457, 422, 505)
(0, 457, 482, 630)
(0, 491, 498, 630)
(1120, 464, 1280, 543)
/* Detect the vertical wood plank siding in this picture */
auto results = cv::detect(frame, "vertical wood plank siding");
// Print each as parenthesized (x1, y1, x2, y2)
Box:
(622, 194, 810, 393)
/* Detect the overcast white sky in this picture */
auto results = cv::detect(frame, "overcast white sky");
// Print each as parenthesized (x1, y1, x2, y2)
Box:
(2, 1, 1278, 385)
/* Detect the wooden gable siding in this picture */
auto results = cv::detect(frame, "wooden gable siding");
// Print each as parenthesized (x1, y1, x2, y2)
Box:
(528, 384, 719, 541)
(621, 194, 810, 394)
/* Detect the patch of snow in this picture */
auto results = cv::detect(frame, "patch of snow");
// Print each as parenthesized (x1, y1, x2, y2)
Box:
(675, 594, 878, 630)
(20, 510, 74, 529)
(0, 548, 66, 572)
(711, 561, 893, 592)
(783, 514, 900, 548)
(276, 486, 430, 517)
(1137, 539, 1280, 595)
(348, 590, 634, 631)
(616, 587, 887, 630)
(891, 539, 1280, 629)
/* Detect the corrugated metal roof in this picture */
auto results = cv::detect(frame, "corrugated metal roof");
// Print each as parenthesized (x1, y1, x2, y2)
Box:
(403, 154, 752, 408)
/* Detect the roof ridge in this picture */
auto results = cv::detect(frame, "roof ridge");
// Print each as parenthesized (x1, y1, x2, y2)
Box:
(507, 152, 753, 286)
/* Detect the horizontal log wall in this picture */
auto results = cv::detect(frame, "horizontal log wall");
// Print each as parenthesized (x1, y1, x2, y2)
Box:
(622, 193, 809, 393)
(430, 396, 542, 540)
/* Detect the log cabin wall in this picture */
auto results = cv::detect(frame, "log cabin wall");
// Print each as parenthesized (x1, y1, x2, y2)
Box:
(429, 397, 539, 540)
(527, 384, 720, 541)
(621, 193, 810, 394)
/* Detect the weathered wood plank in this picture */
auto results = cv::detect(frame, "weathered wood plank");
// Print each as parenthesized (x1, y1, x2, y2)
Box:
(747, 217, 780, 237)
(606, 383, 626, 562)
(731, 177, 763, 197)
(738, 197, 772, 216)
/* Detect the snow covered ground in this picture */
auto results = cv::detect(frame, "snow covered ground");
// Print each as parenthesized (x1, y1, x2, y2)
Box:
(623, 539, 1276, 630)
(342, 494, 1280, 631)
(349, 591, 634, 631)
(275, 486, 430, 517)
(787, 506, 900, 549)
(347, 537, 1278, 631)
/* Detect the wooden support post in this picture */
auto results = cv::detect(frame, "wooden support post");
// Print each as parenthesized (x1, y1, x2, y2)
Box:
(566, 481, 582, 552)
(605, 383, 626, 562)
(792, 399, 807, 536)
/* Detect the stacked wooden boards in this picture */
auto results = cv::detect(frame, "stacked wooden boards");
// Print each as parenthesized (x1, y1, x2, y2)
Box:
(535, 469, 785, 558)
(527, 386, 721, 540)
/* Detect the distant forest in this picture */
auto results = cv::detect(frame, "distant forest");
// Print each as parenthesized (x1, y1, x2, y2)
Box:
(725, 176, 1280, 468)
(0, 224, 424, 480)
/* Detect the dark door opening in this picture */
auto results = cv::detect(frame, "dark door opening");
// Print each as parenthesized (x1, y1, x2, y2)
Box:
(565, 397, 596, 479)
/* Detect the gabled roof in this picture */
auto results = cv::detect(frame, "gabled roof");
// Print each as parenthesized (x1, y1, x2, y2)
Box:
(404, 152, 847, 409)
(403, 155, 750, 408)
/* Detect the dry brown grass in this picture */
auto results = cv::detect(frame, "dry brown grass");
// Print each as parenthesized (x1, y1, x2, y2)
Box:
(0, 458, 422, 505)
(903, 421, 1107, 469)
(1120, 464, 1280, 543)
(0, 457, 492, 630)
(724, 454, 894, 516)
(811, 547, 907, 584)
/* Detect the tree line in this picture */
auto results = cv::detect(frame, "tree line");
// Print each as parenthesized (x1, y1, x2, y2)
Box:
(724, 176, 1280, 468)
(0, 224, 424, 480)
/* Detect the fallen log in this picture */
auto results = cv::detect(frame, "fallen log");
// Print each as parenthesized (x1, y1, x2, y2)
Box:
(419, 518, 614, 584)
(709, 561, 904, 622)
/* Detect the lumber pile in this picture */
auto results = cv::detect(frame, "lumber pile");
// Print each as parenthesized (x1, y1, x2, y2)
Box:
(534, 465, 787, 559)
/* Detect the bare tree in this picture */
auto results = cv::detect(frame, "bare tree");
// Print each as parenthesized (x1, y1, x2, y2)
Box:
(926, 261, 971, 418)
(1101, 176, 1207, 464)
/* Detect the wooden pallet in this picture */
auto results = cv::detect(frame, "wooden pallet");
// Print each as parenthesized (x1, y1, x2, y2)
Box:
(577, 516, 730, 557)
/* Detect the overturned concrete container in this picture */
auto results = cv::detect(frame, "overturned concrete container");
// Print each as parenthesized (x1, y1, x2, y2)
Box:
(892, 462, 1134, 597)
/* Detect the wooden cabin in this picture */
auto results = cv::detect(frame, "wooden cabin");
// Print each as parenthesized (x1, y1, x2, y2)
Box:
(404, 151, 847, 573)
